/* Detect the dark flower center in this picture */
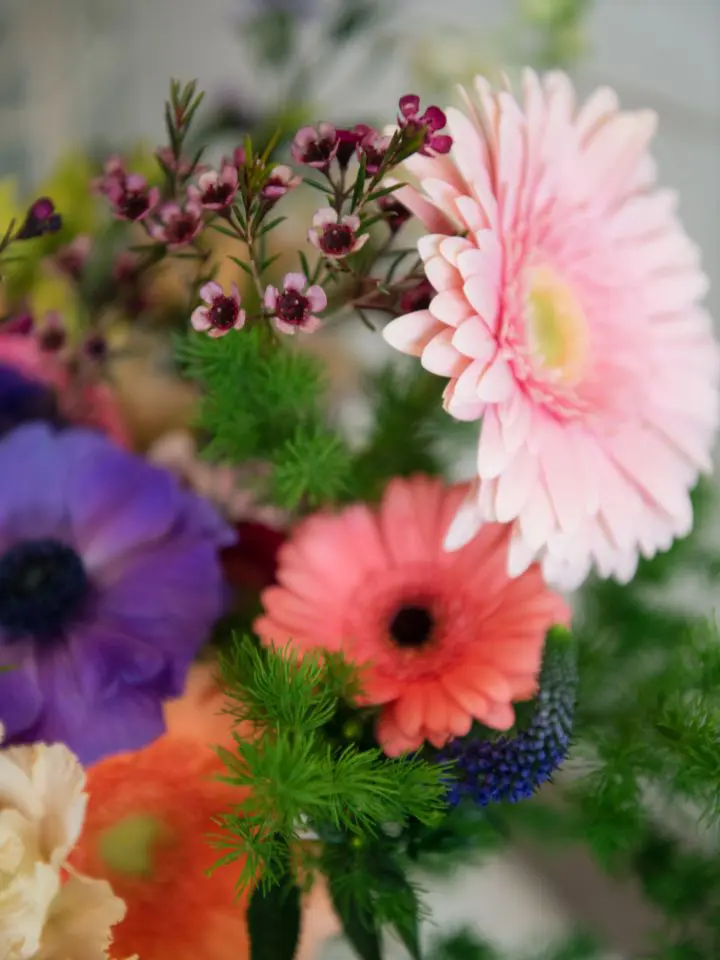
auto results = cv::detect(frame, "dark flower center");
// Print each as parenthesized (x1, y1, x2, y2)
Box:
(209, 296, 238, 330)
(120, 191, 151, 221)
(167, 215, 198, 244)
(304, 138, 335, 165)
(321, 224, 354, 255)
(276, 290, 309, 326)
(0, 539, 89, 641)
(202, 183, 233, 206)
(389, 604, 435, 649)
(400, 281, 433, 314)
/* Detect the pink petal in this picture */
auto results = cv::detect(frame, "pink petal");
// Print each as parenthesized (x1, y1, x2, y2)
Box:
(300, 316, 322, 334)
(199, 281, 223, 303)
(443, 381, 486, 421)
(451, 316, 496, 361)
(439, 236, 474, 267)
(518, 479, 556, 552)
(417, 234, 445, 262)
(233, 310, 247, 331)
(343, 214, 361, 231)
(392, 183, 456, 234)
(307, 229, 321, 250)
(312, 207, 337, 227)
(494, 446, 539, 523)
(463, 277, 500, 329)
(452, 358, 493, 402)
(383, 310, 443, 357)
(421, 329, 467, 376)
(306, 285, 327, 312)
(506, 529, 537, 578)
(425, 255, 461, 292)
(284, 272, 307, 293)
(190, 307, 211, 332)
(429, 289, 473, 328)
(443, 482, 484, 551)
(273, 319, 298, 336)
(475, 354, 514, 402)
(264, 286, 278, 310)
(476, 408, 515, 479)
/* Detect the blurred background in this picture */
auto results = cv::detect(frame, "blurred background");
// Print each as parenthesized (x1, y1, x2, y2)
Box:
(0, 0, 717, 956)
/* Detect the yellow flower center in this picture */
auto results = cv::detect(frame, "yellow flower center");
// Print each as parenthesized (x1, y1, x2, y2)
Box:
(525, 266, 589, 384)
(98, 813, 173, 877)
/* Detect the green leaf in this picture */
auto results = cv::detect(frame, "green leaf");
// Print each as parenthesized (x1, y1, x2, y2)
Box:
(247, 876, 301, 960)
(329, 874, 383, 960)
(351, 153, 368, 212)
(391, 874, 423, 958)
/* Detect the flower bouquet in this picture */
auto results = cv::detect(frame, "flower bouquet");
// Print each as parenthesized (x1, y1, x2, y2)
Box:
(0, 66, 718, 960)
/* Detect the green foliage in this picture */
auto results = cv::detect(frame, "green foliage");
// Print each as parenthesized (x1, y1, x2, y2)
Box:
(247, 870, 301, 960)
(176, 327, 351, 509)
(214, 636, 449, 902)
(427, 929, 601, 960)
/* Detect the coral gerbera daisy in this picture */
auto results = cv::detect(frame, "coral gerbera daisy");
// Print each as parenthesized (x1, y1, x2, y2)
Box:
(255, 476, 569, 756)
(0, 423, 233, 764)
(382, 70, 720, 589)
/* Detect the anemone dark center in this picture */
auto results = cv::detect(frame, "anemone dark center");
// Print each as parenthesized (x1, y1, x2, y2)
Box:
(0, 539, 88, 641)
(321, 224, 353, 255)
(389, 604, 435, 649)
(304, 138, 335, 165)
(276, 290, 309, 326)
(209, 296, 238, 330)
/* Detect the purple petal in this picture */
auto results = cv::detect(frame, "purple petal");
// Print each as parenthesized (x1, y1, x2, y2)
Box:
(67, 620, 169, 701)
(0, 424, 71, 548)
(62, 430, 181, 574)
(0, 653, 44, 737)
(31, 648, 166, 764)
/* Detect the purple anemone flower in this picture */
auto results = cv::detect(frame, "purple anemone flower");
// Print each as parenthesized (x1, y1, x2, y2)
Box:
(0, 423, 234, 764)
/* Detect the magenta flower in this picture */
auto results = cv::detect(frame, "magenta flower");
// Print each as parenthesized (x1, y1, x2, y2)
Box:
(357, 128, 392, 174)
(291, 123, 338, 170)
(264, 273, 326, 336)
(107, 174, 160, 223)
(398, 279, 434, 315)
(308, 208, 368, 259)
(188, 163, 239, 211)
(151, 200, 204, 247)
(261, 164, 301, 202)
(191, 281, 246, 338)
(335, 124, 373, 167)
(16, 197, 62, 240)
(397, 94, 452, 156)
(0, 422, 233, 764)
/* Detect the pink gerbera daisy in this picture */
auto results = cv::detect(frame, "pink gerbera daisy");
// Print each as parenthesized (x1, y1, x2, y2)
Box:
(382, 70, 720, 589)
(255, 476, 569, 756)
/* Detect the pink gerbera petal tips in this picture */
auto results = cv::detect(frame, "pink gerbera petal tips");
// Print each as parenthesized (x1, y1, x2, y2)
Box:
(382, 70, 720, 590)
(255, 475, 569, 756)
(191, 282, 245, 337)
(264, 273, 327, 335)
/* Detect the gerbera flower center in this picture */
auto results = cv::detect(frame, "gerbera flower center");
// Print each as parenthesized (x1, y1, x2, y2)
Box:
(321, 224, 354, 255)
(209, 296, 238, 330)
(389, 604, 435, 649)
(0, 538, 89, 640)
(276, 290, 310, 326)
(525, 266, 589, 385)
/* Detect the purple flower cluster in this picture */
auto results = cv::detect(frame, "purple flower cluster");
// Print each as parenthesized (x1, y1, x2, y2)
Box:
(0, 423, 233, 764)
(440, 627, 577, 807)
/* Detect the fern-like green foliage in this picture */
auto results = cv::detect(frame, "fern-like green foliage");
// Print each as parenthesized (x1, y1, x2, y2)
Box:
(428, 929, 600, 960)
(213, 636, 449, 903)
(176, 326, 352, 509)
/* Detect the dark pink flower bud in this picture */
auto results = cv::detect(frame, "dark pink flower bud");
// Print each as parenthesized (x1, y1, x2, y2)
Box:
(399, 279, 434, 314)
(54, 235, 92, 281)
(291, 123, 338, 170)
(3, 313, 34, 336)
(335, 124, 373, 168)
(16, 197, 62, 240)
(308, 208, 369, 259)
(150, 201, 204, 247)
(378, 195, 411, 234)
(92, 156, 126, 196)
(232, 146, 247, 170)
